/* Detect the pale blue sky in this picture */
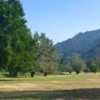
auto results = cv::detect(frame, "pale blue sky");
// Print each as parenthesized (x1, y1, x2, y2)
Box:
(20, 0, 100, 43)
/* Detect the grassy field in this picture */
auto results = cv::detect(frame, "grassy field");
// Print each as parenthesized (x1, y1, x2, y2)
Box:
(0, 73, 100, 100)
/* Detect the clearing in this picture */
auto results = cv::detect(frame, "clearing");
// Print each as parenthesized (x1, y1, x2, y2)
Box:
(0, 73, 100, 100)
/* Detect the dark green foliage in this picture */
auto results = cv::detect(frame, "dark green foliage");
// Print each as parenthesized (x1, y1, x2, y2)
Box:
(87, 58, 100, 73)
(90, 64, 100, 73)
(0, 0, 36, 77)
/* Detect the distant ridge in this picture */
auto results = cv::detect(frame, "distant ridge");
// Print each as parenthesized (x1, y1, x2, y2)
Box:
(55, 29, 100, 61)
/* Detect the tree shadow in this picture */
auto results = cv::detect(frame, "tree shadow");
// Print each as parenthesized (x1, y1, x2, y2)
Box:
(0, 88, 100, 100)
(0, 78, 14, 81)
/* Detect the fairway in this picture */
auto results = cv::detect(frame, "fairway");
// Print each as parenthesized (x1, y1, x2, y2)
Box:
(0, 73, 100, 100)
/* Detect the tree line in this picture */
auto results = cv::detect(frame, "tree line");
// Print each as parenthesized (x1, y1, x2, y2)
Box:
(0, 0, 100, 77)
(60, 55, 100, 74)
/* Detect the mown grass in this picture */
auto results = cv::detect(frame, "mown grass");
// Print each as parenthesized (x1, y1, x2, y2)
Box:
(0, 73, 100, 100)
(0, 73, 99, 84)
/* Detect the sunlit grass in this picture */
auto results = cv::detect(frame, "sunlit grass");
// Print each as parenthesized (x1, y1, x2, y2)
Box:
(0, 73, 100, 100)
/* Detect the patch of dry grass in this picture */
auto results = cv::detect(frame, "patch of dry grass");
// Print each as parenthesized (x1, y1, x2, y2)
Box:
(0, 73, 100, 100)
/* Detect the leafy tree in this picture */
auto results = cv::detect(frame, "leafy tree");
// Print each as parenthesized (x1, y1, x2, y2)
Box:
(71, 55, 86, 74)
(61, 61, 73, 73)
(87, 58, 100, 73)
(34, 33, 59, 76)
(90, 64, 100, 73)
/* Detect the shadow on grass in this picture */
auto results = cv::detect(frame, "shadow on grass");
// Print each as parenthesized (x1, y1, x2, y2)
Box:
(0, 88, 100, 100)
(0, 80, 14, 81)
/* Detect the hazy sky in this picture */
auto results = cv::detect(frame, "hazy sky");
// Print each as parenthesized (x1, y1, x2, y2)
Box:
(20, 0, 100, 43)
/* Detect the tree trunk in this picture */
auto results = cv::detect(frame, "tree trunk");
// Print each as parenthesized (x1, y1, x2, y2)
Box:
(44, 72, 48, 77)
(31, 72, 35, 77)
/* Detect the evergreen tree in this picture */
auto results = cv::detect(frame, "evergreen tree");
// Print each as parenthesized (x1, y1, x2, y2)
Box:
(0, 0, 36, 76)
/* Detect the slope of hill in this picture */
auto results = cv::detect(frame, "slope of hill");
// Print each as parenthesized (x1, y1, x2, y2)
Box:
(55, 29, 100, 61)
(83, 39, 100, 60)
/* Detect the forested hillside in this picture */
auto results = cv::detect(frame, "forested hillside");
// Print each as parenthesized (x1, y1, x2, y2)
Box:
(83, 39, 100, 60)
(55, 29, 100, 61)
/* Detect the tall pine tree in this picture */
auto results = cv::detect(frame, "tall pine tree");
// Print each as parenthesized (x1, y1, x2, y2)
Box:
(0, 0, 36, 76)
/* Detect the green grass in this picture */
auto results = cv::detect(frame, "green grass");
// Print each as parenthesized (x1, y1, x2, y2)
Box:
(0, 73, 100, 100)
(0, 73, 99, 84)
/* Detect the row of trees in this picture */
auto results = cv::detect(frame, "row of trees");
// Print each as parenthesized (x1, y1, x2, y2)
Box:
(0, 0, 59, 77)
(60, 55, 100, 74)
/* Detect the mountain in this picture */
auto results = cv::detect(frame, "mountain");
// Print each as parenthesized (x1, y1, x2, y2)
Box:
(83, 39, 100, 60)
(55, 29, 100, 61)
